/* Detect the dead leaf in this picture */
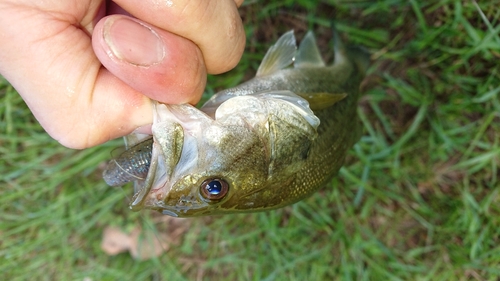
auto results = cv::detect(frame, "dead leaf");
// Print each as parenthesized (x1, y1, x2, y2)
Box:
(100, 215, 191, 260)
(129, 228, 169, 260)
(101, 226, 132, 255)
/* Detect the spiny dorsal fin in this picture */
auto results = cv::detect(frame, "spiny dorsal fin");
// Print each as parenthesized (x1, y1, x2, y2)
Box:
(296, 92, 347, 111)
(295, 31, 325, 68)
(256, 30, 296, 77)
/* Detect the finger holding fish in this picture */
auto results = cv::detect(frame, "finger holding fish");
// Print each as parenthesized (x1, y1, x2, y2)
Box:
(113, 0, 246, 74)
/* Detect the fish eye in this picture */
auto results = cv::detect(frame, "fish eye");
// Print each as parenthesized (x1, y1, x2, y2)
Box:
(200, 178, 229, 201)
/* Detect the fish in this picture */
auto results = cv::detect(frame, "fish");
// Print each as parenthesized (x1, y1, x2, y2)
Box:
(103, 24, 370, 217)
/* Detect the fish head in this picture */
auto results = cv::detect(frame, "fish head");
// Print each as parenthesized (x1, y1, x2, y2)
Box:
(130, 101, 276, 217)
(157, 121, 273, 217)
(131, 92, 319, 217)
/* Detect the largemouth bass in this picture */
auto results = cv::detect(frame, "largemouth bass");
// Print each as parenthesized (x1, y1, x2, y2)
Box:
(103, 25, 369, 217)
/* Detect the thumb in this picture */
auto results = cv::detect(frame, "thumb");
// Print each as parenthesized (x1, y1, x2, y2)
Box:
(0, 2, 153, 149)
(92, 15, 207, 105)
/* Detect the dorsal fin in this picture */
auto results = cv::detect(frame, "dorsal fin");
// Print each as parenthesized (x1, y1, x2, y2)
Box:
(332, 22, 347, 66)
(295, 31, 325, 68)
(256, 30, 296, 76)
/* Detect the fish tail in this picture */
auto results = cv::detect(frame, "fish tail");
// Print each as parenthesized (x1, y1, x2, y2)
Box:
(347, 46, 371, 75)
(331, 21, 370, 75)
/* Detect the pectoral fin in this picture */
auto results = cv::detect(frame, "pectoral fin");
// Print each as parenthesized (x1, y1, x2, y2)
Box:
(296, 92, 347, 111)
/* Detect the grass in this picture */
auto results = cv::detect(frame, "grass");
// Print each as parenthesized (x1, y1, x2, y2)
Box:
(1, 0, 500, 280)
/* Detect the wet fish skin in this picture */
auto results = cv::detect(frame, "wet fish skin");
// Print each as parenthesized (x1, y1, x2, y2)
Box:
(104, 26, 369, 217)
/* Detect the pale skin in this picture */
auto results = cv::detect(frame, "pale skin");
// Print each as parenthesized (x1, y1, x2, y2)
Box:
(0, 0, 246, 149)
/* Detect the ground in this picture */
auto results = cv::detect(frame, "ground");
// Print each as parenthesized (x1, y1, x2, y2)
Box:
(1, 0, 499, 280)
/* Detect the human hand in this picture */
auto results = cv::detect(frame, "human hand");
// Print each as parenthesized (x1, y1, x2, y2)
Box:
(0, 0, 245, 149)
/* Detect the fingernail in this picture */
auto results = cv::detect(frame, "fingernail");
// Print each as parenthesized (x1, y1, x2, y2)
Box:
(104, 18, 164, 66)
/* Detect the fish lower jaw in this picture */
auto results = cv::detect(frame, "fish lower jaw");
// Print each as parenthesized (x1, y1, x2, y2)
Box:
(149, 203, 194, 218)
(161, 209, 179, 217)
(129, 182, 155, 211)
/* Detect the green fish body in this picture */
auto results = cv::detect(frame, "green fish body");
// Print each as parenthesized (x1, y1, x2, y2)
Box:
(104, 26, 369, 217)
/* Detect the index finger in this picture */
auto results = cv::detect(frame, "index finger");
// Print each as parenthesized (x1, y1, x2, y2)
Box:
(114, 0, 246, 74)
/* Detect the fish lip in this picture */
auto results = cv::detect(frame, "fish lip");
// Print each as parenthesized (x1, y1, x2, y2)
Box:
(129, 183, 152, 211)
(129, 153, 158, 211)
(161, 209, 179, 217)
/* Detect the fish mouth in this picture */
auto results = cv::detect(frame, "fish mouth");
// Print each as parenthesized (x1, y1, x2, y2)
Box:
(129, 152, 159, 211)
(161, 209, 179, 217)
(129, 183, 152, 211)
